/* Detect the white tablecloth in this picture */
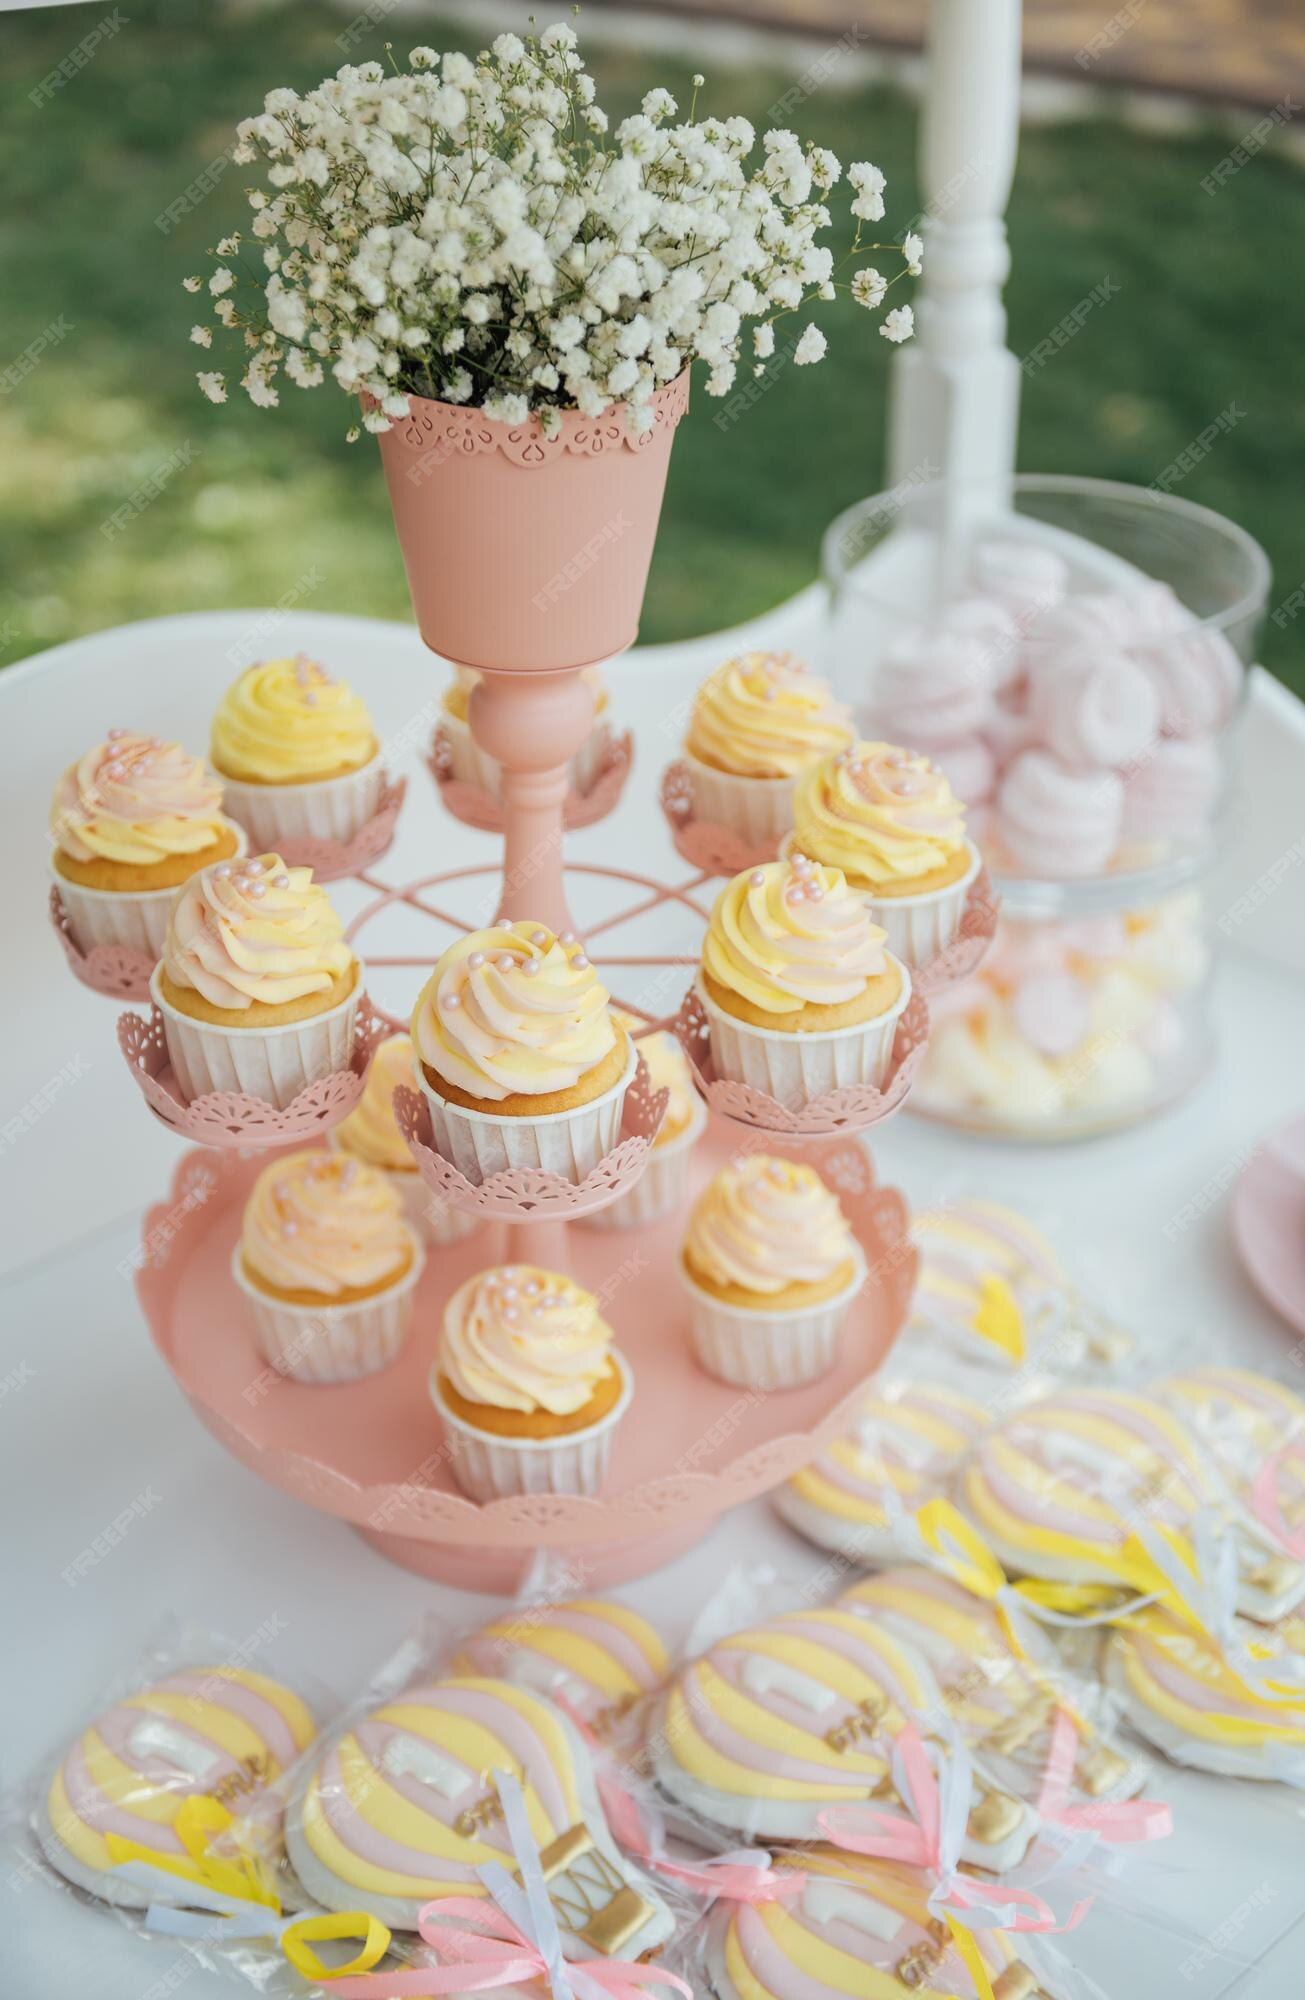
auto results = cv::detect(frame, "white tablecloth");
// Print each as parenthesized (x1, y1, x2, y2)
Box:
(6, 603, 1305, 1997)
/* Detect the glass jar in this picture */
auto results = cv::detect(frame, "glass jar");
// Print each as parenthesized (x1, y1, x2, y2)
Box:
(819, 474, 1267, 1135)
(911, 883, 1214, 1141)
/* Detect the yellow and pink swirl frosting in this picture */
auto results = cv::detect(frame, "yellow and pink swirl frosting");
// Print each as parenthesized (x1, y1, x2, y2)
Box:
(684, 1155, 858, 1298)
(412, 922, 618, 1102)
(793, 742, 967, 888)
(333, 1034, 416, 1172)
(685, 652, 852, 779)
(440, 1266, 614, 1415)
(51, 731, 227, 865)
(241, 1149, 411, 1297)
(163, 854, 354, 1011)
(702, 859, 890, 1015)
(211, 657, 375, 783)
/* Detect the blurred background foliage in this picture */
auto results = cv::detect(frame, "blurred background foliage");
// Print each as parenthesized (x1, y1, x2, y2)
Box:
(0, 0, 1300, 688)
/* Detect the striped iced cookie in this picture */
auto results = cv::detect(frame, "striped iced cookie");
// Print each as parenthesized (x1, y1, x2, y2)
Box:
(286, 1676, 673, 1951)
(1103, 1605, 1305, 1783)
(839, 1566, 1143, 1804)
(650, 1606, 1034, 1873)
(450, 1597, 669, 1733)
(774, 1384, 991, 1563)
(37, 1666, 316, 1907)
(706, 1846, 1051, 2000)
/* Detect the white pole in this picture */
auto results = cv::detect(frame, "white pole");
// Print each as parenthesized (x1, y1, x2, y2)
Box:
(887, 0, 1023, 587)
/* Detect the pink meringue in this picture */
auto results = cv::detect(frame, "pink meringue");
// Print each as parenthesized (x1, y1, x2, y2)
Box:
(1121, 739, 1221, 841)
(941, 596, 1023, 691)
(1012, 970, 1094, 1057)
(996, 750, 1123, 877)
(870, 624, 992, 741)
(982, 689, 1040, 770)
(969, 540, 1069, 620)
(1026, 644, 1160, 770)
(1140, 628, 1242, 739)
(921, 733, 997, 807)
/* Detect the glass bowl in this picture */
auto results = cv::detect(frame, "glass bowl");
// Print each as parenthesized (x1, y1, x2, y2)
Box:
(821, 473, 1269, 915)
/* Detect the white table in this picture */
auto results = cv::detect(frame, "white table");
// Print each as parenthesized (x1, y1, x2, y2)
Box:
(6, 604, 1305, 1998)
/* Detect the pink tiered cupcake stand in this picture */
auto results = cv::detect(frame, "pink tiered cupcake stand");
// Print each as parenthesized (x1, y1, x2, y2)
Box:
(103, 381, 995, 1589)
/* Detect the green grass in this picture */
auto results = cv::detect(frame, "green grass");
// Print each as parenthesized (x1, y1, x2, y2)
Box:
(1, 0, 1302, 690)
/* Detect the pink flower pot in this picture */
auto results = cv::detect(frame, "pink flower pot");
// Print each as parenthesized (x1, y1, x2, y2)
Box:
(373, 374, 690, 672)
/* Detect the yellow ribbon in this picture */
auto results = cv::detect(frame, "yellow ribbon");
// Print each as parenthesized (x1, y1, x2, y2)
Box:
(105, 1795, 280, 1910)
(946, 1914, 994, 2000)
(971, 1275, 1025, 1363)
(280, 1911, 393, 1981)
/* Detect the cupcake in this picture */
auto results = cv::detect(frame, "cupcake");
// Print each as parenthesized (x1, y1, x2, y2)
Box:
(330, 1034, 479, 1247)
(441, 664, 610, 797)
(697, 859, 909, 1109)
(430, 1265, 633, 1500)
(682, 651, 852, 845)
(152, 854, 361, 1107)
(233, 1149, 423, 1383)
(49, 731, 246, 956)
(410, 922, 634, 1184)
(680, 1155, 864, 1389)
(582, 1010, 706, 1230)
(791, 742, 980, 968)
(211, 655, 383, 849)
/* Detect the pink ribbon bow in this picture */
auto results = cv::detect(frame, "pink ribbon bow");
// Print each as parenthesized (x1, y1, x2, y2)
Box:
(817, 1721, 1090, 1937)
(1036, 1708, 1173, 1848)
(327, 1898, 690, 2000)
(597, 1770, 804, 1905)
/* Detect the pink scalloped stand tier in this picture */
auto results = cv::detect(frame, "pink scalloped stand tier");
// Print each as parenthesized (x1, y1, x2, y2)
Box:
(275, 775, 407, 882)
(427, 725, 633, 833)
(659, 758, 782, 875)
(116, 994, 393, 1150)
(49, 885, 156, 1001)
(136, 1125, 916, 1590)
(911, 867, 1002, 998)
(393, 1052, 669, 1218)
(671, 986, 930, 1137)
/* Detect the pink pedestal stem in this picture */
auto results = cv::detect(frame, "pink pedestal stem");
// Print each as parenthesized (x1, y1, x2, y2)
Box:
(468, 667, 596, 934)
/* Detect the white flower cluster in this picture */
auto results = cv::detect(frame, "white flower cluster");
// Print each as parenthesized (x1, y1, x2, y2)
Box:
(188, 24, 915, 431)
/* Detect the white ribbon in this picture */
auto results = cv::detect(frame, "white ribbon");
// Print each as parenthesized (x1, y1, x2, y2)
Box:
(106, 1859, 306, 1943)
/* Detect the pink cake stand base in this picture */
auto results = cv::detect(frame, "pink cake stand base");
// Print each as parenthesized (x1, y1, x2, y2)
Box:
(138, 1124, 914, 1589)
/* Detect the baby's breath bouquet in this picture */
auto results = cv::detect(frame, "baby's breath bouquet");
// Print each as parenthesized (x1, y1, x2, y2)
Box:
(187, 21, 916, 436)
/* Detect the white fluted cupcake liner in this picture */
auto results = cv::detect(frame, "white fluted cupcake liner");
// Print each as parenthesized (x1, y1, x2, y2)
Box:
(50, 819, 247, 957)
(152, 963, 362, 1109)
(440, 708, 503, 795)
(682, 750, 795, 844)
(326, 1134, 482, 1245)
(414, 1042, 637, 1187)
(580, 1096, 708, 1230)
(442, 705, 610, 801)
(430, 1353, 633, 1501)
(864, 840, 982, 971)
(218, 755, 385, 850)
(697, 966, 910, 1109)
(232, 1230, 424, 1384)
(681, 1254, 865, 1390)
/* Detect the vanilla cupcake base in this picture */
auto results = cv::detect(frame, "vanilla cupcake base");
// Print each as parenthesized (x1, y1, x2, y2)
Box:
(51, 818, 248, 957)
(219, 755, 384, 850)
(581, 1095, 708, 1230)
(232, 1231, 424, 1384)
(683, 750, 795, 845)
(416, 1042, 637, 1187)
(697, 968, 910, 1109)
(327, 1136, 480, 1247)
(152, 964, 362, 1109)
(430, 1353, 633, 1501)
(681, 1253, 865, 1390)
(865, 840, 982, 970)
